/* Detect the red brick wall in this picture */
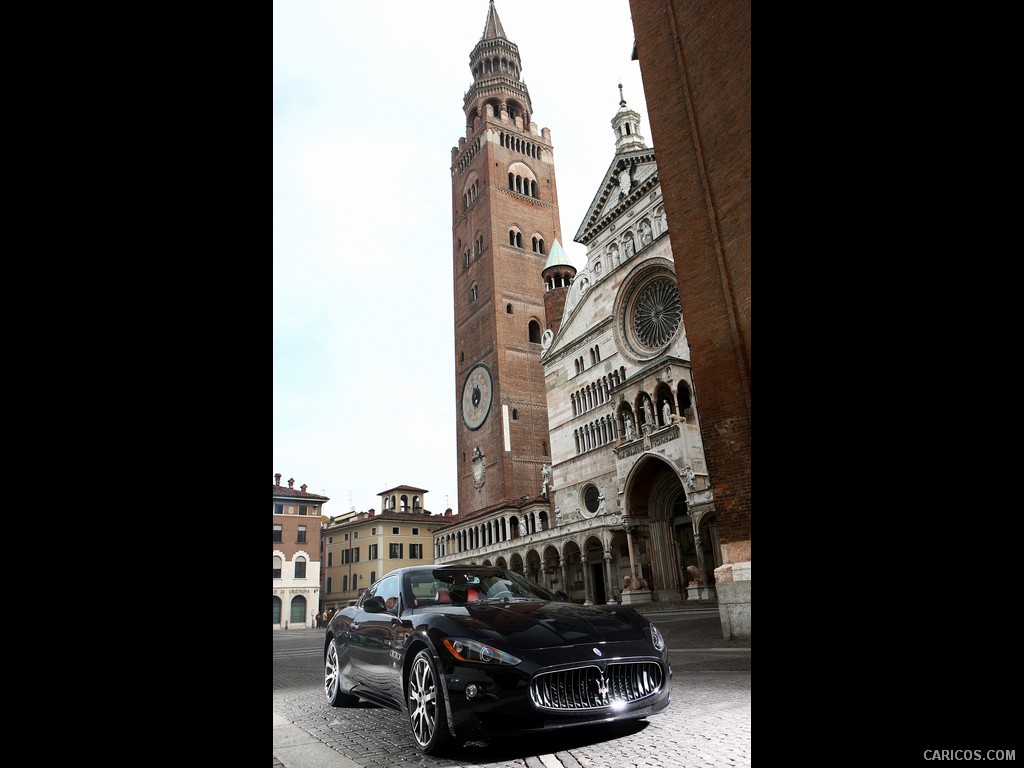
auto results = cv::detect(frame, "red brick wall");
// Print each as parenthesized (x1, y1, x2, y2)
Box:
(629, 0, 751, 551)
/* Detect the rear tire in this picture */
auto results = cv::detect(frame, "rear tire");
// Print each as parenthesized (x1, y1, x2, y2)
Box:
(407, 649, 451, 755)
(324, 636, 358, 706)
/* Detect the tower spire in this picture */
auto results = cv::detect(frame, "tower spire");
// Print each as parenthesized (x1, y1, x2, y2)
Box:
(481, 0, 506, 40)
(612, 83, 647, 153)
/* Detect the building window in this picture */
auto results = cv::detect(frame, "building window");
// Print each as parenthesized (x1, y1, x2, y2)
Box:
(344, 533, 349, 541)
(299, 505, 308, 516)
(343, 575, 348, 592)
(632, 277, 682, 349)
(353, 547, 360, 562)
(295, 559, 307, 578)
(370, 571, 376, 584)
(369, 544, 378, 559)
(372, 527, 376, 535)
(353, 531, 358, 539)
(273, 525, 282, 542)
(274, 504, 283, 515)
(327, 552, 333, 567)
(412, 528, 419, 535)
(297, 526, 307, 544)
(273, 596, 281, 624)
(584, 485, 601, 513)
(410, 544, 423, 559)
(392, 527, 400, 535)
(342, 550, 350, 564)
(326, 577, 332, 592)
(273, 555, 282, 579)
(389, 543, 403, 559)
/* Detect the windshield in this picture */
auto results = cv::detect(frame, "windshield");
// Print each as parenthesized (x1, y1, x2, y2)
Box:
(407, 568, 559, 606)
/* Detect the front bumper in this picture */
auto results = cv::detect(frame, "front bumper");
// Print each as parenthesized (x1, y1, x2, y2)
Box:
(440, 644, 672, 739)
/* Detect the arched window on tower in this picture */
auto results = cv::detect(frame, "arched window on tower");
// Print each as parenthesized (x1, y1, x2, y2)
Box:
(506, 303, 513, 314)
(529, 320, 541, 343)
(471, 283, 479, 302)
(512, 409, 518, 420)
(509, 230, 516, 246)
(516, 232, 523, 248)
(531, 180, 538, 197)
(508, 172, 514, 190)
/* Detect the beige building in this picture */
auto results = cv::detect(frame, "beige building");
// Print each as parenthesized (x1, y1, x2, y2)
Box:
(320, 485, 441, 610)
(273, 473, 328, 629)
(435, 93, 719, 607)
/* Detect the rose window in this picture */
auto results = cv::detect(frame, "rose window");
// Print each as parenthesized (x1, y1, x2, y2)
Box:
(631, 278, 682, 349)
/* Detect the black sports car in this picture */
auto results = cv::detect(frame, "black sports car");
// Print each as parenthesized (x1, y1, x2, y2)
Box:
(323, 565, 671, 754)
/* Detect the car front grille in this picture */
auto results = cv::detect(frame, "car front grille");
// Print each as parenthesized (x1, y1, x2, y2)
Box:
(529, 662, 664, 711)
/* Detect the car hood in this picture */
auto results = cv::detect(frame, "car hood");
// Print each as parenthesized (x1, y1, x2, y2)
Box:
(435, 600, 648, 649)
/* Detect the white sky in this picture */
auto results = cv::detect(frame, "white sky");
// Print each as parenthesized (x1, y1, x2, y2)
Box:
(273, 0, 651, 516)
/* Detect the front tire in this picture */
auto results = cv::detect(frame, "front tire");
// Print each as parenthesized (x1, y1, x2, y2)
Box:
(407, 649, 451, 755)
(324, 636, 358, 707)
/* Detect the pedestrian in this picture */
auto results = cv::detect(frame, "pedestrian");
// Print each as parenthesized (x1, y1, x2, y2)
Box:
(315, 611, 322, 628)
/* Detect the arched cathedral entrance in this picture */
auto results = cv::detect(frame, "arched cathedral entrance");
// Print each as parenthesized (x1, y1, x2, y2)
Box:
(624, 454, 719, 603)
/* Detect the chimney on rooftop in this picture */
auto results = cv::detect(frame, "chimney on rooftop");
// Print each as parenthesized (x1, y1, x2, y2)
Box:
(275, 473, 281, 486)
(301, 484, 307, 493)
(445, 508, 453, 517)
(288, 478, 295, 489)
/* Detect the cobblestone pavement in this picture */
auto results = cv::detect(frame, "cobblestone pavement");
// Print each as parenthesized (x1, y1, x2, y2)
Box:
(274, 611, 750, 767)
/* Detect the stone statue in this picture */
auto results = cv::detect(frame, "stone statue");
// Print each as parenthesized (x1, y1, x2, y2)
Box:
(555, 507, 562, 526)
(623, 574, 649, 592)
(682, 464, 696, 490)
(623, 412, 636, 440)
(573, 508, 583, 521)
(611, 245, 619, 268)
(541, 463, 551, 495)
(640, 220, 653, 246)
(686, 565, 703, 586)
(643, 399, 655, 428)
(597, 493, 606, 515)
(623, 236, 635, 259)
(662, 400, 672, 425)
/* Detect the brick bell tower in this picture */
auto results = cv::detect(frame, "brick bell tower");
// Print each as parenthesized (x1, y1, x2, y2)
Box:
(451, 0, 563, 515)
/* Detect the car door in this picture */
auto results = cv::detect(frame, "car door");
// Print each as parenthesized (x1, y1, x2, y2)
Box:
(350, 573, 404, 705)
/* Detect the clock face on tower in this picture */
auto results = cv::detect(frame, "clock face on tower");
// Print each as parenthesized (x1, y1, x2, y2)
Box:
(461, 363, 493, 431)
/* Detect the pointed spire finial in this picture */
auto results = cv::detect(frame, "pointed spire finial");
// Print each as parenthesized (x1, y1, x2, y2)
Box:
(482, 0, 506, 40)
(619, 83, 626, 106)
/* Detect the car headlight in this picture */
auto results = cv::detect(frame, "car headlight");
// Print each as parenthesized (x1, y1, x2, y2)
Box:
(650, 623, 665, 651)
(443, 637, 522, 666)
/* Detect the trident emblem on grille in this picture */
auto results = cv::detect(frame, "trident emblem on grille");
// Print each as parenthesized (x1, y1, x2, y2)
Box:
(592, 670, 610, 706)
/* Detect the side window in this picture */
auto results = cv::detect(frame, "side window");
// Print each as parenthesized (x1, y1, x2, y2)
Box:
(374, 574, 402, 614)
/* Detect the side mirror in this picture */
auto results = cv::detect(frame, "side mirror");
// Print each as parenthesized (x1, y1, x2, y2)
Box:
(362, 595, 387, 613)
